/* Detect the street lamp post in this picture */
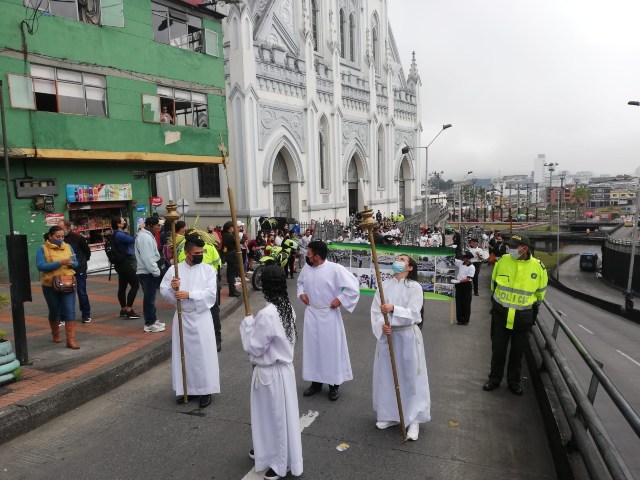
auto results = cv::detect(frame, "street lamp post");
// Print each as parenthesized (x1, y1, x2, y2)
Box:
(458, 171, 473, 225)
(626, 101, 639, 309)
(402, 124, 452, 229)
(557, 172, 566, 280)
(545, 162, 559, 222)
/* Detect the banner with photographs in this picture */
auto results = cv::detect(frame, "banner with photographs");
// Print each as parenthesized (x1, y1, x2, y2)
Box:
(327, 242, 456, 301)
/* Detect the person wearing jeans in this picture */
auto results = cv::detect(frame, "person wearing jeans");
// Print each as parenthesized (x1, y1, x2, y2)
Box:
(59, 220, 92, 323)
(135, 217, 164, 333)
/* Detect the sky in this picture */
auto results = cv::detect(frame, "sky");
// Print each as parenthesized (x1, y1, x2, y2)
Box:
(387, 0, 640, 180)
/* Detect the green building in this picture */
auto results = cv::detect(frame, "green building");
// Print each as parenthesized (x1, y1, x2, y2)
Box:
(0, 0, 227, 280)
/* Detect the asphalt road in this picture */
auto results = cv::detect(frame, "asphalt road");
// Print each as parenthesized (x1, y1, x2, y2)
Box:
(0, 273, 555, 480)
(538, 286, 640, 477)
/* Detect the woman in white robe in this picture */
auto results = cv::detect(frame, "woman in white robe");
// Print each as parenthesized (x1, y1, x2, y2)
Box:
(371, 254, 431, 441)
(160, 236, 219, 407)
(240, 266, 303, 480)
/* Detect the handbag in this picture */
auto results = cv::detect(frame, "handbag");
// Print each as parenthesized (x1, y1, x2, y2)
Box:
(488, 253, 497, 265)
(53, 275, 77, 293)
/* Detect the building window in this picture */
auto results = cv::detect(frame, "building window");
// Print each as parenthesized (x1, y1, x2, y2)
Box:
(311, 0, 319, 51)
(198, 164, 221, 198)
(377, 129, 384, 188)
(319, 131, 326, 190)
(24, 0, 124, 27)
(339, 9, 346, 58)
(349, 13, 356, 62)
(151, 2, 217, 55)
(8, 66, 107, 117)
(142, 87, 208, 128)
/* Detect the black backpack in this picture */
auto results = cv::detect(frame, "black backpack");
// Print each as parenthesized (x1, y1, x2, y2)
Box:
(105, 232, 128, 265)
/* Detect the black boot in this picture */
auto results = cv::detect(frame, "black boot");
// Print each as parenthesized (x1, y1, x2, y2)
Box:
(303, 382, 323, 396)
(329, 384, 340, 401)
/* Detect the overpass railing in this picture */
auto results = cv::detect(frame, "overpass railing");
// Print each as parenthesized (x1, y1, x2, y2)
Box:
(532, 300, 640, 480)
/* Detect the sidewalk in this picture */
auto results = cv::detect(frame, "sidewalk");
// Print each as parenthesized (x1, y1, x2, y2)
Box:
(0, 270, 244, 445)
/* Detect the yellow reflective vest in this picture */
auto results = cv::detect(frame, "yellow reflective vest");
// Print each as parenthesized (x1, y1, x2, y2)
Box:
(491, 253, 548, 329)
(178, 243, 221, 272)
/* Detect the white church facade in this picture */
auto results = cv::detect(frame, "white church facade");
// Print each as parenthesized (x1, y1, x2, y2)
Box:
(156, 0, 423, 229)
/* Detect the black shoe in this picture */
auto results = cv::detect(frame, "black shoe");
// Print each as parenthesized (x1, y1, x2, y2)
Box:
(126, 310, 140, 319)
(328, 386, 339, 401)
(303, 383, 322, 396)
(81, 316, 92, 323)
(216, 341, 221, 352)
(176, 395, 198, 404)
(508, 384, 523, 396)
(119, 309, 127, 318)
(264, 468, 280, 480)
(483, 381, 500, 391)
(249, 449, 255, 459)
(199, 394, 212, 408)
(474, 292, 479, 296)
(229, 291, 241, 297)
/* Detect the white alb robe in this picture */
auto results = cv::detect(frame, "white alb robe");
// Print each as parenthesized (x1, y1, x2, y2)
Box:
(240, 303, 303, 478)
(297, 260, 360, 385)
(371, 278, 431, 425)
(160, 262, 219, 396)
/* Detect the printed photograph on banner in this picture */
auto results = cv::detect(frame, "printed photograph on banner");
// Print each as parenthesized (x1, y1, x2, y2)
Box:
(435, 283, 455, 298)
(417, 271, 435, 293)
(376, 252, 396, 267)
(436, 256, 456, 270)
(350, 248, 371, 269)
(327, 248, 351, 269)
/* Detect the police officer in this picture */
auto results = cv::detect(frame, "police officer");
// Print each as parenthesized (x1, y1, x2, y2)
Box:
(483, 234, 547, 395)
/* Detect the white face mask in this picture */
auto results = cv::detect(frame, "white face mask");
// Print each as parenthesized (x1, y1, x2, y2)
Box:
(507, 246, 522, 259)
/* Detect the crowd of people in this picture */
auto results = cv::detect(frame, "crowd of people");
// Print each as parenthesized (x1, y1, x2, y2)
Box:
(35, 214, 547, 480)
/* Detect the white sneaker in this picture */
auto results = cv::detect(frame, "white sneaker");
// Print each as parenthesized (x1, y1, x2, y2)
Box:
(58, 320, 65, 327)
(154, 320, 166, 328)
(376, 421, 399, 430)
(143, 323, 165, 333)
(407, 422, 419, 441)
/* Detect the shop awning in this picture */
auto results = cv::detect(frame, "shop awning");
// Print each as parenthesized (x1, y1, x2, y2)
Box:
(15, 149, 224, 164)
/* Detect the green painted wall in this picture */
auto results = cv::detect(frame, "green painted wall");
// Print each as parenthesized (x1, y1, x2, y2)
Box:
(0, 0, 229, 280)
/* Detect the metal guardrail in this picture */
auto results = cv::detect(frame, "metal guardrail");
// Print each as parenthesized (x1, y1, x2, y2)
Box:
(532, 299, 640, 480)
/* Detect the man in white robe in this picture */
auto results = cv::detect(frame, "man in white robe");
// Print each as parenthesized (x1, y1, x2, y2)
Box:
(371, 254, 430, 441)
(160, 236, 219, 409)
(297, 240, 360, 401)
(240, 266, 303, 480)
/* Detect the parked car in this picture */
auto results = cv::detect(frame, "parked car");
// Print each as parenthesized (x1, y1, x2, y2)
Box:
(579, 252, 598, 272)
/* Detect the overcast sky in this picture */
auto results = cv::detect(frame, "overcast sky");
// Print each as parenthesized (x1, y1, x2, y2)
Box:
(388, 0, 640, 180)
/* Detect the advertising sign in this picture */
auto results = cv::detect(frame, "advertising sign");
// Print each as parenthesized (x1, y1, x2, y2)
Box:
(66, 184, 133, 203)
(327, 243, 456, 301)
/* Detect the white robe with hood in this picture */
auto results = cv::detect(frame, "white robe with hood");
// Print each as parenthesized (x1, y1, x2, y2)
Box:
(240, 303, 303, 477)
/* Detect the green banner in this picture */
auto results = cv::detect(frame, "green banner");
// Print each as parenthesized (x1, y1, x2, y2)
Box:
(327, 242, 456, 301)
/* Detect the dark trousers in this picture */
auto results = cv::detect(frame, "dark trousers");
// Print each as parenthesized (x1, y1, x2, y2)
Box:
(225, 252, 239, 293)
(138, 273, 158, 326)
(42, 286, 76, 322)
(210, 272, 222, 343)
(488, 314, 532, 386)
(455, 281, 472, 324)
(116, 258, 139, 308)
(286, 253, 295, 278)
(472, 262, 481, 294)
(75, 271, 91, 318)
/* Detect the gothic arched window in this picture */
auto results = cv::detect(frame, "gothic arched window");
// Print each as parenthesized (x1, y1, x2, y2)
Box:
(339, 9, 346, 58)
(349, 13, 356, 61)
(311, 0, 319, 51)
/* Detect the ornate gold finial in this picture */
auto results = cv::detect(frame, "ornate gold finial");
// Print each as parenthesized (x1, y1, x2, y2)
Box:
(164, 201, 180, 223)
(359, 205, 377, 232)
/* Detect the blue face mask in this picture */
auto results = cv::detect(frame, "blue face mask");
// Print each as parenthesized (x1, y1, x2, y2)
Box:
(50, 239, 63, 247)
(391, 261, 406, 274)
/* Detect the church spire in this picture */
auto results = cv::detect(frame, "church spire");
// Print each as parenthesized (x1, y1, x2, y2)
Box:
(408, 51, 419, 81)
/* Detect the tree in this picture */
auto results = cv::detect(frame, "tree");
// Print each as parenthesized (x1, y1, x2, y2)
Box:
(572, 187, 590, 219)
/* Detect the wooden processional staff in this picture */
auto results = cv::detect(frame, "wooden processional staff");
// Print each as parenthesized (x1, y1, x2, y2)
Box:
(359, 206, 408, 442)
(164, 201, 189, 405)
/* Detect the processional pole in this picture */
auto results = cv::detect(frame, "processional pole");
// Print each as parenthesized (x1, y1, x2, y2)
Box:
(359, 206, 407, 442)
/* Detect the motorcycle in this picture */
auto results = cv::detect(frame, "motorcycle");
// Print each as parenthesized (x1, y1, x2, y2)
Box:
(251, 240, 298, 291)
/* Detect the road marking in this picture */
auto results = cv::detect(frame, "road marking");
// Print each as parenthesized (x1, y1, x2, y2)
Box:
(616, 350, 640, 368)
(577, 324, 594, 335)
(241, 410, 319, 480)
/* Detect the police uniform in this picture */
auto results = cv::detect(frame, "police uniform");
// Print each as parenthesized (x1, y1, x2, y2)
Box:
(484, 234, 547, 395)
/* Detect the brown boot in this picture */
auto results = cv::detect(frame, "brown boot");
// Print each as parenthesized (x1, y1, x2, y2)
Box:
(65, 322, 80, 349)
(49, 321, 62, 343)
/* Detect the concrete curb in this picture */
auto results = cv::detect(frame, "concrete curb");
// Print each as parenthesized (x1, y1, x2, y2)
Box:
(0, 295, 245, 446)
